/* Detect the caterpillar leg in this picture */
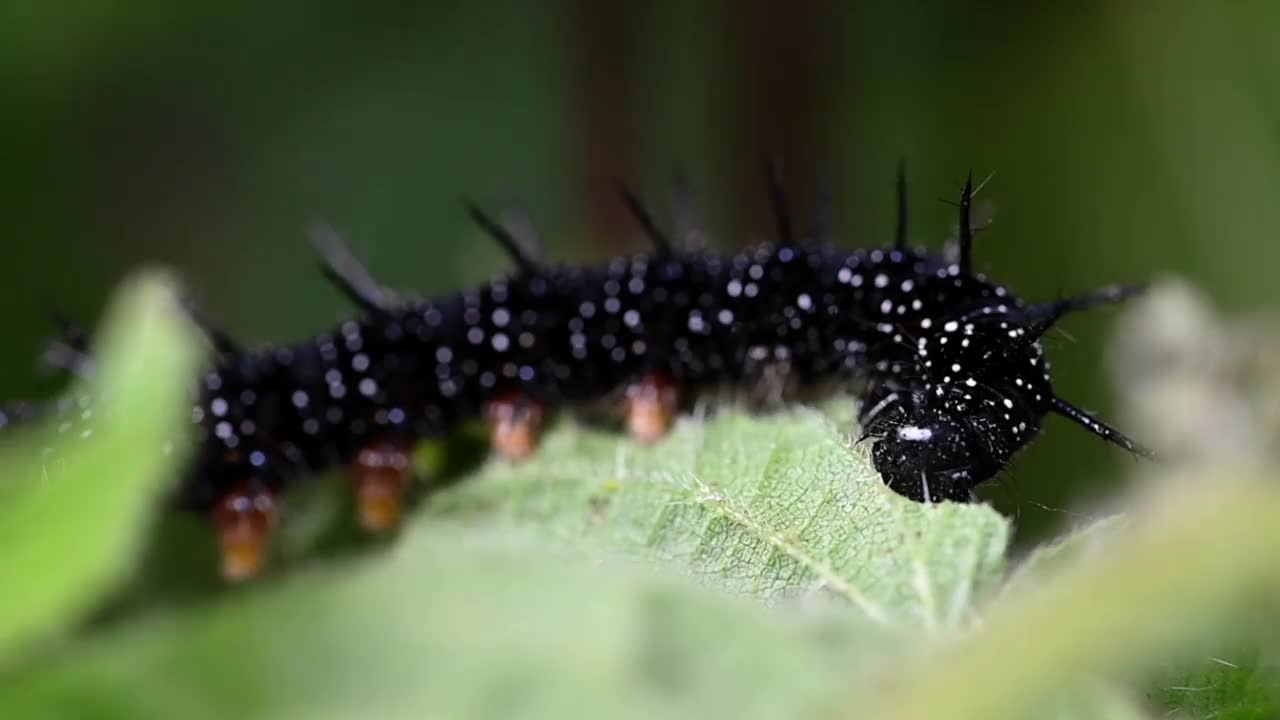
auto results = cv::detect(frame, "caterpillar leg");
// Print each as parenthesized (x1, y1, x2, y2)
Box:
(624, 372, 679, 444)
(210, 484, 277, 581)
(350, 439, 413, 532)
(486, 392, 545, 461)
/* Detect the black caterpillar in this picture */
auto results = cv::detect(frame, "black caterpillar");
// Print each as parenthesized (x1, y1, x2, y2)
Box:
(0, 166, 1152, 579)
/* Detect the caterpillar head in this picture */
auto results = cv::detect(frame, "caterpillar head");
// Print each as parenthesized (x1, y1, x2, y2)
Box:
(868, 406, 997, 502)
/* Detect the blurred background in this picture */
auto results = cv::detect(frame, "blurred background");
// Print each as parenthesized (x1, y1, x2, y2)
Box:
(3, 1, 1278, 544)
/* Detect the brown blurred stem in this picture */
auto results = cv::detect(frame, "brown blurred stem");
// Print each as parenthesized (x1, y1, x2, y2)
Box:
(571, 0, 639, 256)
(728, 0, 823, 242)
(571, 1, 826, 252)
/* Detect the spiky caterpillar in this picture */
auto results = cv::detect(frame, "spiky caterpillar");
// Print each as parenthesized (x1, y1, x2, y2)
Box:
(3, 166, 1151, 579)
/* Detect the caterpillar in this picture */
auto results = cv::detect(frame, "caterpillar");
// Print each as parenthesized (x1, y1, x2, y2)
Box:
(2, 165, 1152, 581)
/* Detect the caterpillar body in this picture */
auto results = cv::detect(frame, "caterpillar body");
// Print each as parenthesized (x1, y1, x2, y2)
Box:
(2, 167, 1152, 580)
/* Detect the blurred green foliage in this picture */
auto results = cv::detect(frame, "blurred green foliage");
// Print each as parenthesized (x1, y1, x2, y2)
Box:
(0, 274, 1278, 719)
(3, 1, 1280, 541)
(0, 273, 197, 666)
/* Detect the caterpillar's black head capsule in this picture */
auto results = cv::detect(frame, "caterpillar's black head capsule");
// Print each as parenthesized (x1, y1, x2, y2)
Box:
(869, 408, 996, 503)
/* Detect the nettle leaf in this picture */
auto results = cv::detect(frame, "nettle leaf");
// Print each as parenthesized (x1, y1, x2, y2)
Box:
(0, 273, 197, 665)
(428, 400, 1011, 628)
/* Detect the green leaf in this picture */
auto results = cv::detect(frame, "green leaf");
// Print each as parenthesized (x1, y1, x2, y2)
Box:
(859, 472, 1280, 720)
(0, 393, 1013, 717)
(428, 400, 1011, 627)
(1001, 514, 1128, 599)
(1029, 682, 1151, 720)
(0, 272, 198, 665)
(0, 526, 896, 720)
(1152, 639, 1280, 719)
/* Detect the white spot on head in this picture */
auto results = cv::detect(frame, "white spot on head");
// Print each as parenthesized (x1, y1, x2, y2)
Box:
(897, 426, 933, 441)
